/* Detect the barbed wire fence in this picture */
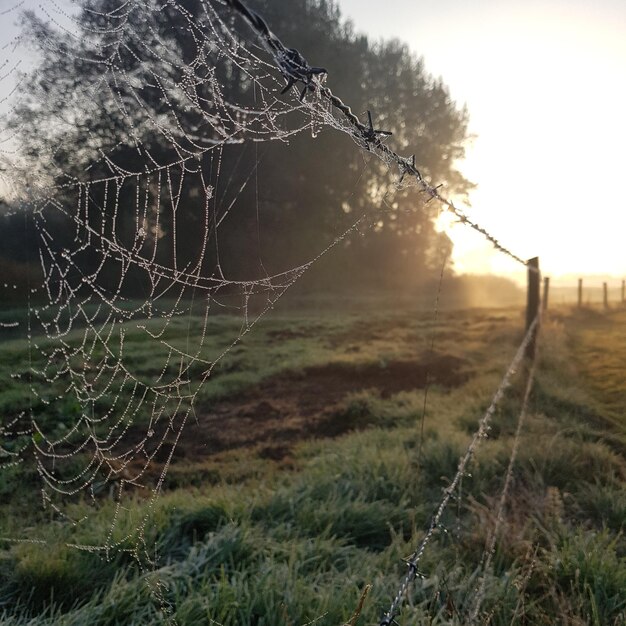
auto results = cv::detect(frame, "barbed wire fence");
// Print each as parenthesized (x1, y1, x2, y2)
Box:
(220, 1, 545, 624)
(380, 314, 540, 626)
(224, 0, 536, 271)
(0, 0, 550, 623)
(467, 347, 539, 624)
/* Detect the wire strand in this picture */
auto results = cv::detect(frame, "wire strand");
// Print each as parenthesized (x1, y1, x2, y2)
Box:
(379, 314, 540, 626)
(223, 0, 536, 272)
(467, 323, 540, 623)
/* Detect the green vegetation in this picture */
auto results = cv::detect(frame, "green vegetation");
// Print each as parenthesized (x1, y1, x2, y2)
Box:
(1, 304, 625, 624)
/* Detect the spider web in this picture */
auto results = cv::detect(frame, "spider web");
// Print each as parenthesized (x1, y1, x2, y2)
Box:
(0, 7, 544, 625)
(0, 0, 379, 557)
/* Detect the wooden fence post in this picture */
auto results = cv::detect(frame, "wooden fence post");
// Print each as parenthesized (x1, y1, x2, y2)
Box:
(578, 278, 583, 308)
(622, 280, 625, 304)
(543, 276, 550, 311)
(603, 282, 608, 309)
(526, 257, 540, 359)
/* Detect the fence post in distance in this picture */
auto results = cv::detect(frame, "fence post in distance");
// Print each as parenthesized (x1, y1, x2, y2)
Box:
(622, 280, 625, 305)
(526, 257, 540, 359)
(543, 276, 550, 311)
(603, 282, 608, 309)
(578, 278, 583, 308)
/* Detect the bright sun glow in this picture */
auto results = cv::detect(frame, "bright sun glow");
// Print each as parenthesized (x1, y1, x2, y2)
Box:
(338, 0, 626, 283)
(443, 16, 626, 280)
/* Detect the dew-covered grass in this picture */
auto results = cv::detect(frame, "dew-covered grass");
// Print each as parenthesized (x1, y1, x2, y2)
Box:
(1, 303, 625, 624)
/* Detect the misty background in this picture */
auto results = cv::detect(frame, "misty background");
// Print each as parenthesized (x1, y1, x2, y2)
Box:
(0, 0, 621, 308)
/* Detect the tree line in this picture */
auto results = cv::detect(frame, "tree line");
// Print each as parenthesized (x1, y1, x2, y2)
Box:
(0, 0, 473, 298)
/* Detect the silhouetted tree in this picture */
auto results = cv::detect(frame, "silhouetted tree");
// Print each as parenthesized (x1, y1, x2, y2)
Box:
(6, 0, 472, 292)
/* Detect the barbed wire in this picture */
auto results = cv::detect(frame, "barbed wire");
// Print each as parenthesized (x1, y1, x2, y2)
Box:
(379, 314, 540, 626)
(222, 0, 535, 271)
(218, 3, 545, 622)
(467, 330, 539, 623)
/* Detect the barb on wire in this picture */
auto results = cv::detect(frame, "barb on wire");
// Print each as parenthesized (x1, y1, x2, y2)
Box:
(278, 48, 327, 101)
(225, 0, 327, 100)
(362, 110, 393, 145)
(379, 315, 540, 626)
(314, 82, 533, 268)
(398, 154, 420, 184)
(223, 0, 534, 270)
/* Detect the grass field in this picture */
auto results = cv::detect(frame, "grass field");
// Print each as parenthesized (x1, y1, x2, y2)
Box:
(0, 301, 625, 624)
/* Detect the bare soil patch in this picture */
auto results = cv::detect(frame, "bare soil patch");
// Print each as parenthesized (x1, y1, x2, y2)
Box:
(127, 352, 469, 476)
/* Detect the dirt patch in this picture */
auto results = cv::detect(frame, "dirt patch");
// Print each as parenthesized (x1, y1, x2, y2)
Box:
(123, 353, 469, 481)
(285, 354, 468, 402)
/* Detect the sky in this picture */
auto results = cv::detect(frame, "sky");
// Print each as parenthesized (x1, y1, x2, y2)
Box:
(336, 0, 626, 282)
(1, 0, 625, 283)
